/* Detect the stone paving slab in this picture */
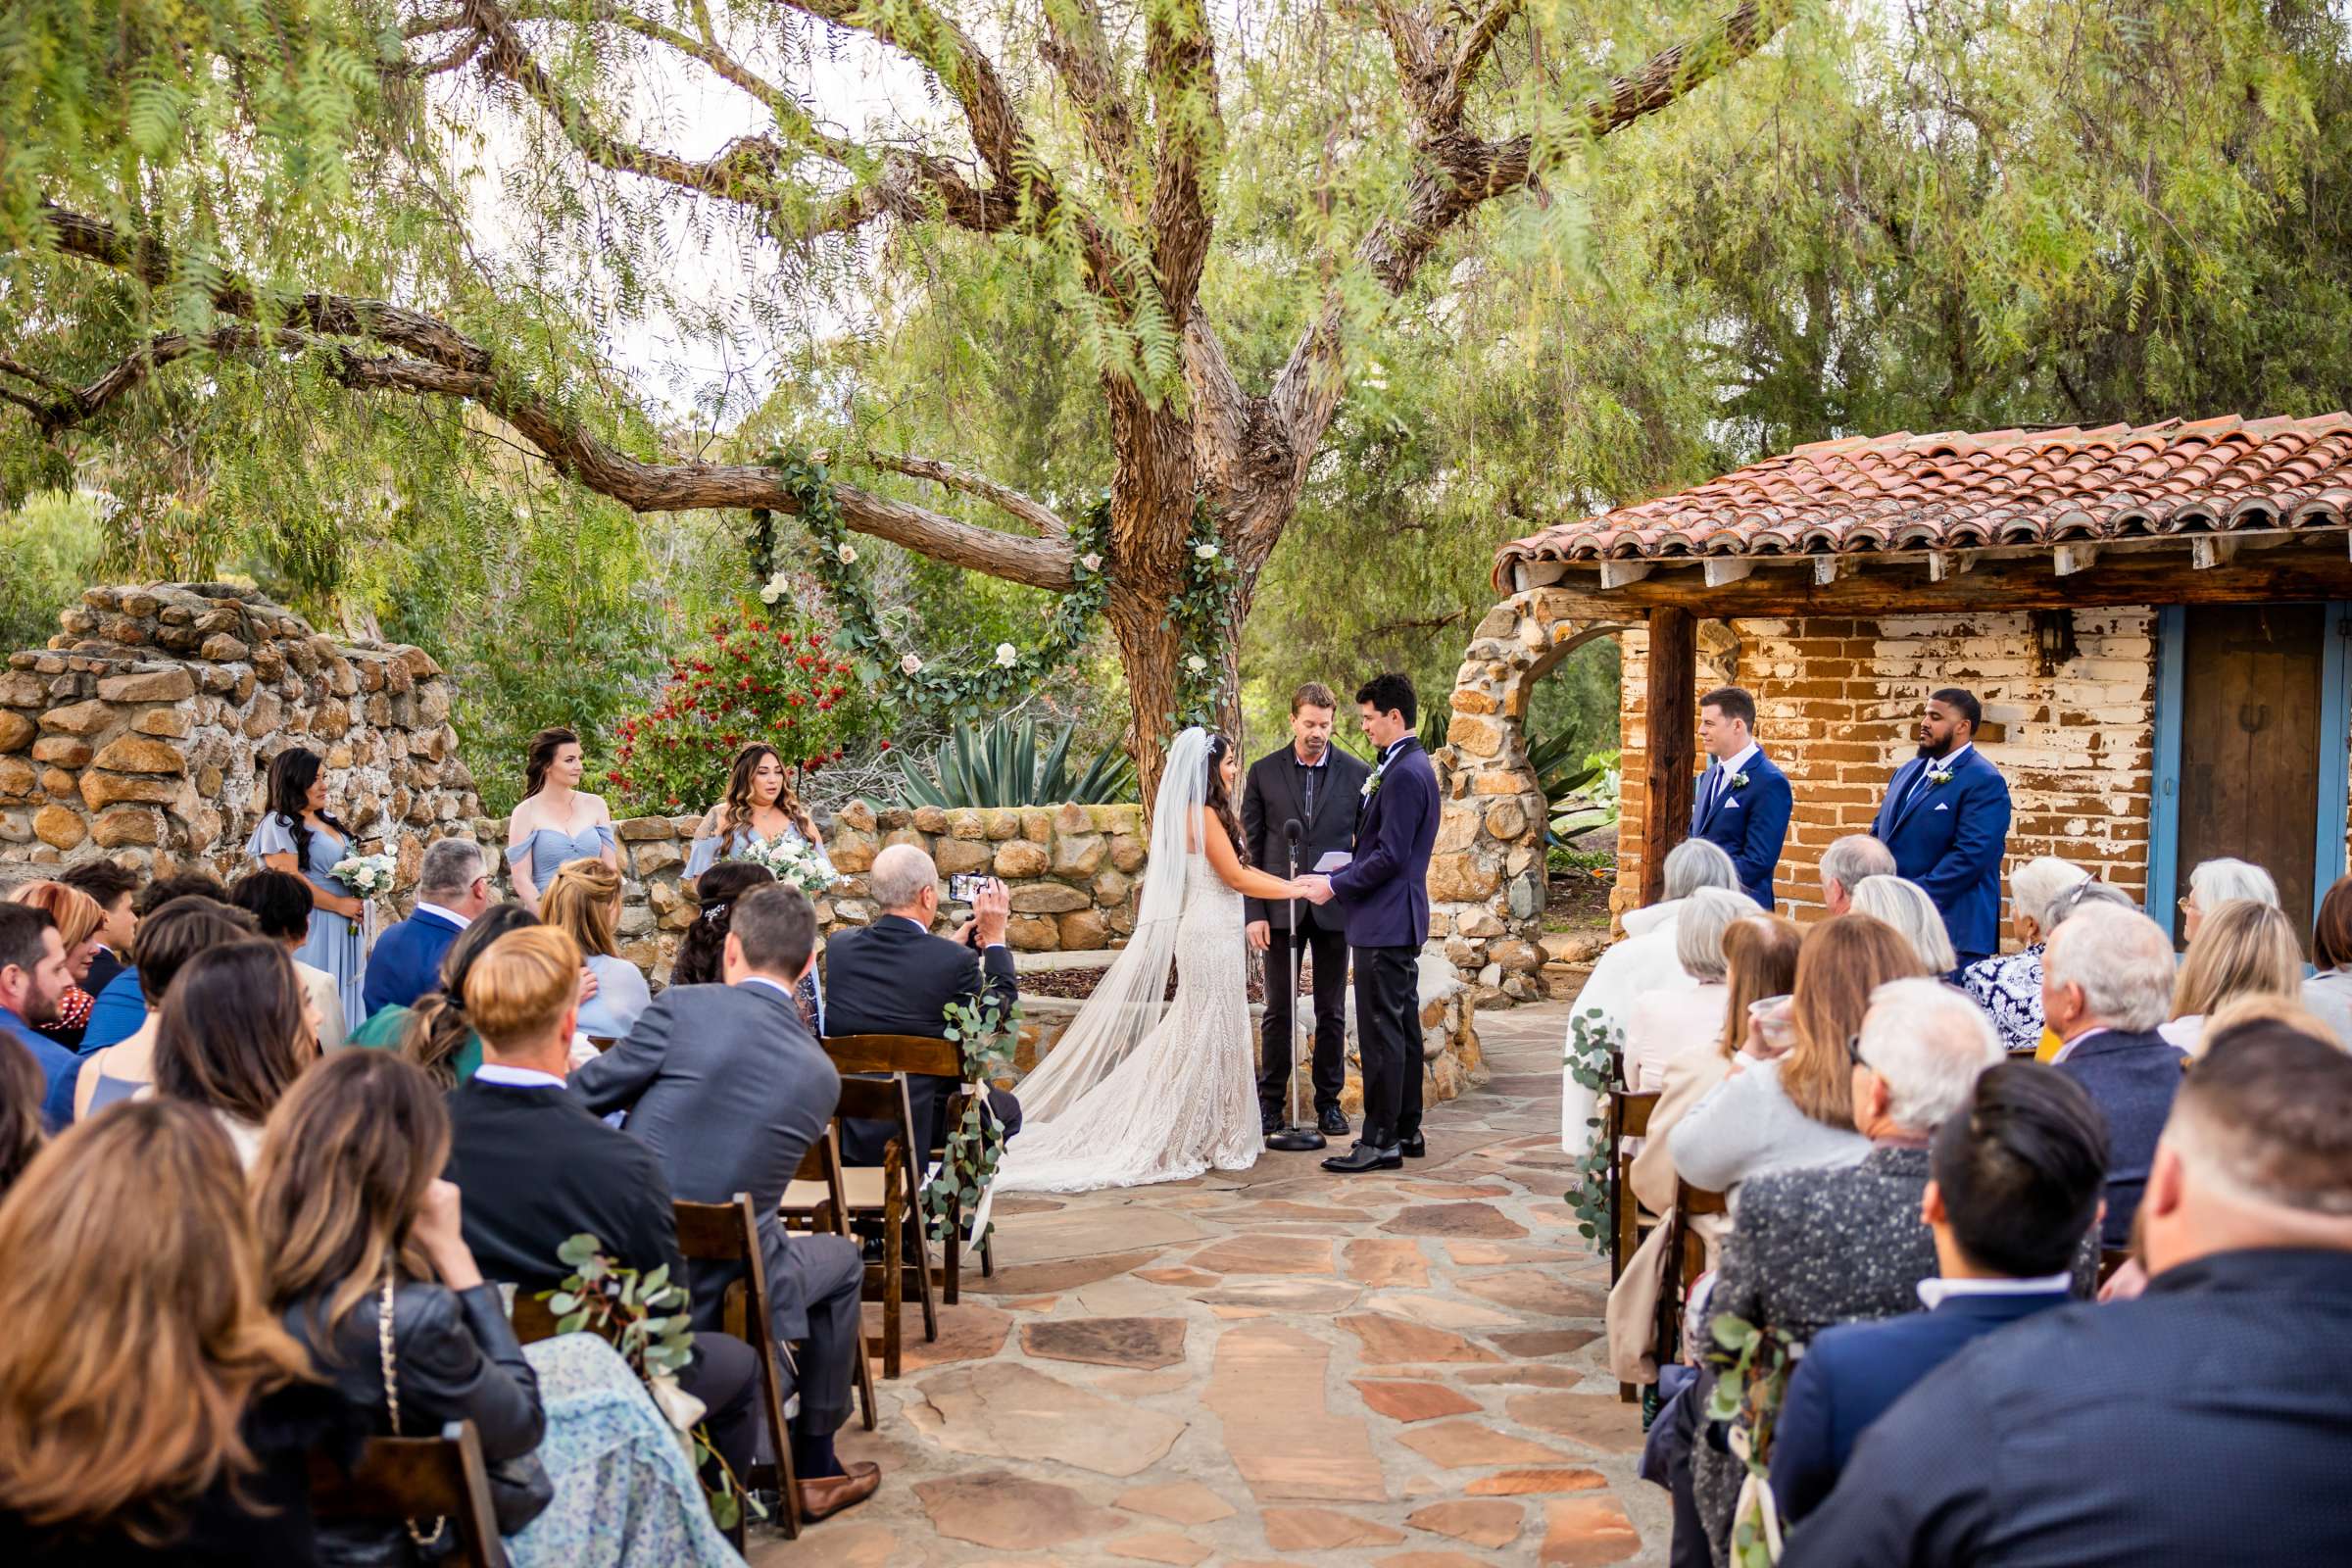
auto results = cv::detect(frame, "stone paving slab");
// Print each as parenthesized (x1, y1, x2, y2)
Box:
(752, 1000, 1668, 1567)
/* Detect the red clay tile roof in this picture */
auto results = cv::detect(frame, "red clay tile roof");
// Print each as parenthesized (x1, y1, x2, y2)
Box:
(1494, 414, 2352, 590)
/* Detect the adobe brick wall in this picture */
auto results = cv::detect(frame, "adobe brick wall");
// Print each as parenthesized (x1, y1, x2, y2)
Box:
(1617, 609, 2159, 932)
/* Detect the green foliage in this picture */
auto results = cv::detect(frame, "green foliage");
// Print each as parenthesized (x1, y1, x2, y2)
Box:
(1563, 1007, 1623, 1242)
(921, 993, 1021, 1244)
(0, 490, 106, 655)
(894, 718, 1137, 809)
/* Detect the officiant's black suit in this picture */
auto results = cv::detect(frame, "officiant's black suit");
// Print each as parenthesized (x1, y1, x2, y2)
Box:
(1242, 740, 1371, 1123)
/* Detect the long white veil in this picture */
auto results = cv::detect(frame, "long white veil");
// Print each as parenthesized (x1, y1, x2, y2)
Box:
(1013, 726, 1210, 1122)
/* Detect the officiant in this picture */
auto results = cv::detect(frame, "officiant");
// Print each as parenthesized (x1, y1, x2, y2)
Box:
(1242, 682, 1372, 1138)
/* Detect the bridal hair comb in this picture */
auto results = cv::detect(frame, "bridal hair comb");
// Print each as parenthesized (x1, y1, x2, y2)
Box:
(702, 904, 730, 923)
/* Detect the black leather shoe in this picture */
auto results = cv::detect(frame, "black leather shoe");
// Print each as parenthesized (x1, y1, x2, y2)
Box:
(1321, 1141, 1402, 1173)
(1398, 1132, 1427, 1158)
(1318, 1106, 1350, 1138)
(1261, 1111, 1286, 1137)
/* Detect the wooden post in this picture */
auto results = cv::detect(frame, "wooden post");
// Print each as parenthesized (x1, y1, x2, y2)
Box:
(1641, 607, 1698, 907)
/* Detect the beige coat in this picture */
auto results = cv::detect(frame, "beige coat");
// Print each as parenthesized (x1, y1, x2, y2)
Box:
(1606, 1037, 1736, 1384)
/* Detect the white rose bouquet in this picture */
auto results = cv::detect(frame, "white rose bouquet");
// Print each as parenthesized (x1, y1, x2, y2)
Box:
(328, 852, 399, 936)
(739, 835, 842, 898)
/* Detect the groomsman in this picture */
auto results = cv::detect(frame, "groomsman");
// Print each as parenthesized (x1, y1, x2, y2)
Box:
(1691, 687, 1792, 910)
(1242, 682, 1370, 1138)
(1873, 688, 2013, 969)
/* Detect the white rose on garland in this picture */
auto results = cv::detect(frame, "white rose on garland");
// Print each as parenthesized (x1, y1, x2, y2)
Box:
(836, 542, 858, 564)
(995, 643, 1019, 667)
(900, 653, 924, 675)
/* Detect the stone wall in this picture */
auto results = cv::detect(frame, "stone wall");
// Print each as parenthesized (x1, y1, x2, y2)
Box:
(0, 584, 476, 880)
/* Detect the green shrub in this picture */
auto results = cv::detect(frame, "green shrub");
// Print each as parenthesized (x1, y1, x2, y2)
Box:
(894, 718, 1136, 808)
(0, 490, 105, 654)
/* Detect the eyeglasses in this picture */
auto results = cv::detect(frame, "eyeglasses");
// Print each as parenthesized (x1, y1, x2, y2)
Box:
(1845, 1032, 1871, 1070)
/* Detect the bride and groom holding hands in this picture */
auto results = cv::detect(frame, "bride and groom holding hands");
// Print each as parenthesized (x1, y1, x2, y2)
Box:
(994, 673, 1440, 1194)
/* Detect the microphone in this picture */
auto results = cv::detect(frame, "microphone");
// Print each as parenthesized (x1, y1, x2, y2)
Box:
(1283, 817, 1303, 873)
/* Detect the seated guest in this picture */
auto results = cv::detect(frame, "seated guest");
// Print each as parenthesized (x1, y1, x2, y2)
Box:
(2203, 992, 2344, 1052)
(0, 905, 78, 1129)
(1608, 912, 1800, 1386)
(0, 1036, 43, 1198)
(1564, 839, 1741, 1153)
(2041, 905, 2187, 1248)
(153, 940, 319, 1168)
(76, 870, 232, 1053)
(69, 898, 257, 1127)
(2164, 897, 2302, 1054)
(230, 870, 348, 1050)
(1849, 874, 1956, 976)
(56, 858, 139, 1001)
(1959, 855, 2089, 1054)
(575, 885, 878, 1520)
(667, 860, 774, 987)
(442, 927, 762, 1489)
(823, 844, 1021, 1165)
(1625, 887, 1749, 1091)
(0, 1101, 351, 1564)
(2178, 855, 2278, 941)
(1771, 1062, 2106, 1523)
(5, 882, 104, 1048)
(350, 902, 539, 1086)
(2301, 872, 2352, 1049)
(542, 858, 651, 1040)
(1668, 914, 1924, 1201)
(2025, 878, 2137, 1060)
(1781, 1022, 2352, 1567)
(1683, 980, 2005, 1566)
(257, 1052, 737, 1567)
(361, 835, 493, 1018)
(1816, 834, 1894, 918)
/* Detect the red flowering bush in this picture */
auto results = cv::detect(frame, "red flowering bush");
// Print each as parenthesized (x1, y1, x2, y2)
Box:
(608, 606, 882, 814)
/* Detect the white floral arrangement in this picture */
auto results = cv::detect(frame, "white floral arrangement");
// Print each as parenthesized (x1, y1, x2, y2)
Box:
(738, 834, 842, 898)
(329, 852, 399, 900)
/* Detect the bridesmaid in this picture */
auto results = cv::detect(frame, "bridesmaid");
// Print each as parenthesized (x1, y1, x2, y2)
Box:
(505, 727, 619, 915)
(245, 747, 368, 1024)
(687, 742, 835, 1031)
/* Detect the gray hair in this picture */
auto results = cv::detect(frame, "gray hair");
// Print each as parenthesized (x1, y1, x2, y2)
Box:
(1675, 887, 1751, 983)
(868, 843, 939, 912)
(2045, 878, 2133, 931)
(2043, 905, 2176, 1033)
(1857, 977, 2002, 1131)
(2010, 855, 2091, 933)
(1819, 835, 1895, 901)
(1851, 875, 1958, 974)
(2189, 858, 2279, 911)
(1663, 838, 1740, 902)
(418, 836, 484, 898)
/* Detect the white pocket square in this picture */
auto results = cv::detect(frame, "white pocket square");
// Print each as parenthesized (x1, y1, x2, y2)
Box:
(1724, 800, 1740, 809)
(1934, 802, 1949, 811)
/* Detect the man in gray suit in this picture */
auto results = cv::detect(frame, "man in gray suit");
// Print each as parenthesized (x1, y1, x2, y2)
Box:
(571, 883, 877, 1520)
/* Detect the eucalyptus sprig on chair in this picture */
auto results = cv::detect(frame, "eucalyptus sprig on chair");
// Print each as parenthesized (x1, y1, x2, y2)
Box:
(920, 994, 1021, 1245)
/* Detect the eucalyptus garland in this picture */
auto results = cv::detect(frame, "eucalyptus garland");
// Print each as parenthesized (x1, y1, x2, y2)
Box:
(1563, 1005, 1621, 1241)
(1165, 497, 1239, 732)
(919, 992, 1023, 1245)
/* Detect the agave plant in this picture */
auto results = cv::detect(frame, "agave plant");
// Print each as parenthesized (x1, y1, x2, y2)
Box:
(894, 718, 1138, 808)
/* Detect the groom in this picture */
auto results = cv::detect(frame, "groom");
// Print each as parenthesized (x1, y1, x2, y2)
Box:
(1301, 673, 1440, 1174)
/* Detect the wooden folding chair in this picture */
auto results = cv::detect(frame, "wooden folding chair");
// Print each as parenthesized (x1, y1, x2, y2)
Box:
(1656, 1179, 1730, 1374)
(814, 1075, 933, 1376)
(309, 1420, 508, 1568)
(779, 1128, 879, 1429)
(822, 1035, 959, 1335)
(671, 1194, 804, 1540)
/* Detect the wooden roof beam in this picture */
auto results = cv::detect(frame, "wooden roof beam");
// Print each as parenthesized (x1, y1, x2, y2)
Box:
(2053, 543, 2099, 575)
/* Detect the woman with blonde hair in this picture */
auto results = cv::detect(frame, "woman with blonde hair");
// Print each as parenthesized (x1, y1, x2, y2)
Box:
(541, 858, 651, 1039)
(1850, 873, 1958, 977)
(1962, 855, 2090, 1054)
(2164, 899, 2304, 1054)
(0, 1101, 347, 1561)
(4, 881, 103, 1048)
(1670, 913, 1926, 1200)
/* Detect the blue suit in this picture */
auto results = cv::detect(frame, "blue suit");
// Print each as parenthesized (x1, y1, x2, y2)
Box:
(1871, 745, 2012, 959)
(1772, 1288, 2072, 1523)
(2054, 1028, 2187, 1248)
(361, 906, 469, 1019)
(1691, 749, 1791, 910)
(77, 965, 146, 1054)
(1328, 737, 1440, 951)
(1779, 1249, 2352, 1568)
(4, 1006, 83, 1133)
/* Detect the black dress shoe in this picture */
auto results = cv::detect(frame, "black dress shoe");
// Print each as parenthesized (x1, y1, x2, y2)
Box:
(1398, 1132, 1427, 1158)
(1318, 1106, 1350, 1138)
(1321, 1140, 1402, 1173)
(1261, 1111, 1286, 1137)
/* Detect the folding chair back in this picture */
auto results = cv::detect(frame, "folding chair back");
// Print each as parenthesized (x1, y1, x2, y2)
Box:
(309, 1420, 507, 1568)
(671, 1194, 802, 1540)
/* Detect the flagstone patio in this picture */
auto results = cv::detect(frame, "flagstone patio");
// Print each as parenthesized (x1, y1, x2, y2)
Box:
(752, 1001, 1668, 1567)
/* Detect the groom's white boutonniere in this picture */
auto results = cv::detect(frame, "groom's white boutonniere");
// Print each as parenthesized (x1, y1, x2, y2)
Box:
(1361, 761, 1386, 802)
(1729, 770, 1750, 791)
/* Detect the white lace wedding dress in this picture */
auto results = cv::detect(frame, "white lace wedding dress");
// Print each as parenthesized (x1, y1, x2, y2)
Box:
(993, 728, 1262, 1194)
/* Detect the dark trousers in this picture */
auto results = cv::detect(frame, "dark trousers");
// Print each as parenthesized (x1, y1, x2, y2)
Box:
(1258, 918, 1348, 1118)
(775, 1231, 864, 1438)
(680, 1330, 762, 1478)
(1666, 1364, 1716, 1568)
(1353, 944, 1423, 1148)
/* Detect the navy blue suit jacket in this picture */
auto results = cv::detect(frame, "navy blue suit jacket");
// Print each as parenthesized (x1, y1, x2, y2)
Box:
(1771, 1288, 2072, 1522)
(2054, 1027, 2187, 1248)
(1871, 746, 2012, 957)
(1779, 1249, 2352, 1568)
(1329, 737, 1439, 950)
(1691, 749, 1791, 910)
(361, 906, 468, 1019)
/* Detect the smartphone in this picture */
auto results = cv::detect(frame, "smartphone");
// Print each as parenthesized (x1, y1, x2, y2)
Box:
(949, 873, 987, 904)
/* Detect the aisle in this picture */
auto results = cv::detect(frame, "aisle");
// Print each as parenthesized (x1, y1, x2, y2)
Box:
(755, 1000, 1668, 1566)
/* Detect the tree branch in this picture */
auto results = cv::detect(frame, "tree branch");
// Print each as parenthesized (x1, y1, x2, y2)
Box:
(1040, 0, 1142, 201)
(1439, 0, 1523, 122)
(1143, 0, 1221, 318)
(861, 451, 1070, 538)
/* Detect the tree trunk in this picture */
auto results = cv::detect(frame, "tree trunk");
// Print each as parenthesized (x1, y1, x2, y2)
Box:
(1108, 579, 1185, 813)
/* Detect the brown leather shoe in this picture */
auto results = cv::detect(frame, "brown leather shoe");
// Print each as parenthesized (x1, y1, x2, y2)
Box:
(797, 1461, 880, 1522)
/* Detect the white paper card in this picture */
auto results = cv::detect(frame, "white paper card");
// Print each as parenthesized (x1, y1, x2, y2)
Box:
(1314, 852, 1352, 873)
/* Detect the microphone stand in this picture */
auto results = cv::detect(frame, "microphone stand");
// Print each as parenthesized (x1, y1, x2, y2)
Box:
(1265, 818, 1327, 1152)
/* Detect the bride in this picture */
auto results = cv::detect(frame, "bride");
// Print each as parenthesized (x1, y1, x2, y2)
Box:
(994, 727, 1310, 1193)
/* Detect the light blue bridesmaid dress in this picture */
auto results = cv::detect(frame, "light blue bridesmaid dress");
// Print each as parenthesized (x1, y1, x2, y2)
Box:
(684, 821, 835, 1031)
(244, 813, 367, 1024)
(508, 821, 619, 897)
